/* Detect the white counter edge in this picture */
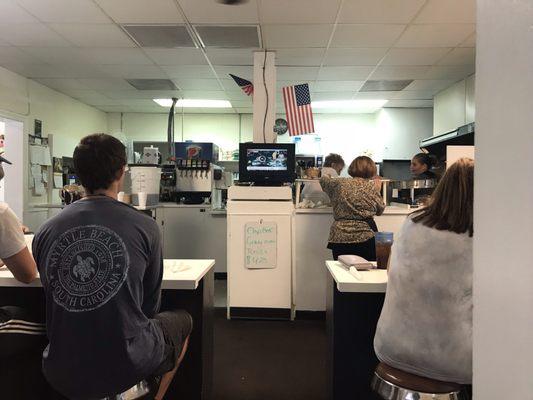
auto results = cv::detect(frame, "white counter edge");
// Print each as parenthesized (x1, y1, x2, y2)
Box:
(326, 261, 388, 293)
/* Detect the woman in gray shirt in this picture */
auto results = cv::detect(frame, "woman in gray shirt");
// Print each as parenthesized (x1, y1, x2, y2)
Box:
(374, 158, 474, 384)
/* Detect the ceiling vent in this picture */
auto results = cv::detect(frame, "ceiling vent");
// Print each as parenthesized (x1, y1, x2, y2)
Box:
(360, 80, 413, 92)
(122, 25, 195, 48)
(194, 25, 260, 48)
(126, 79, 179, 90)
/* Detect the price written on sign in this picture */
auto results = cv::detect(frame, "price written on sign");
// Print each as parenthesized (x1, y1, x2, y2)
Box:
(244, 222, 277, 269)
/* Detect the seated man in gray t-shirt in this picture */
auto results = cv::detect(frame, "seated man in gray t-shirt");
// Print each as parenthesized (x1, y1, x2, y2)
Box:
(33, 134, 192, 400)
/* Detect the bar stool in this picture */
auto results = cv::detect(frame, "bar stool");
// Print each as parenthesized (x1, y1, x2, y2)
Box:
(100, 380, 151, 400)
(371, 362, 469, 400)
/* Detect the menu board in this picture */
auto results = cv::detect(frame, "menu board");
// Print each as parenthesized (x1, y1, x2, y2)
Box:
(245, 222, 277, 269)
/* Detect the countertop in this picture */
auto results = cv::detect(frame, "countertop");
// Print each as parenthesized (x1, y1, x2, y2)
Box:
(0, 259, 215, 290)
(326, 261, 388, 293)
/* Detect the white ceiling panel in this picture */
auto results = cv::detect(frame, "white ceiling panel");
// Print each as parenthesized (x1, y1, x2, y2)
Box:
(180, 90, 229, 100)
(17, 0, 110, 23)
(97, 105, 132, 112)
(312, 92, 357, 100)
(48, 24, 135, 47)
(33, 78, 91, 91)
(340, 0, 425, 23)
(55, 88, 111, 101)
(19, 47, 89, 64)
(392, 90, 435, 100)
(97, 65, 168, 79)
(275, 48, 325, 66)
(314, 80, 364, 92)
(323, 47, 387, 66)
(423, 65, 475, 80)
(82, 48, 155, 65)
(415, 0, 476, 24)
(354, 91, 398, 99)
(0, 1, 39, 23)
(370, 65, 430, 80)
(317, 66, 374, 80)
(177, 0, 259, 23)
(2, 63, 109, 78)
(102, 90, 181, 100)
(385, 99, 433, 108)
(331, 24, 406, 47)
(277, 67, 319, 81)
(381, 47, 451, 66)
(76, 78, 135, 91)
(396, 24, 475, 48)
(172, 79, 222, 91)
(144, 48, 207, 65)
(404, 79, 457, 92)
(161, 65, 217, 79)
(262, 25, 332, 48)
(95, 0, 183, 23)
(226, 90, 252, 100)
(0, 23, 72, 46)
(0, 46, 44, 64)
(437, 47, 475, 65)
(460, 33, 476, 47)
(205, 48, 255, 66)
(213, 65, 252, 79)
(278, 81, 316, 91)
(260, 0, 341, 24)
(220, 79, 248, 92)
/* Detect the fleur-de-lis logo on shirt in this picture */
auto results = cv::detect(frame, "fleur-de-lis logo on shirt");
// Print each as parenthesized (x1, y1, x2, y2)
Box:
(73, 255, 95, 282)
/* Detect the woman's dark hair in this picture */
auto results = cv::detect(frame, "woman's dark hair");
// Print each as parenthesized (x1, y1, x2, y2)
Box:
(323, 153, 345, 168)
(413, 152, 436, 169)
(411, 158, 474, 236)
(348, 156, 377, 179)
(73, 133, 126, 193)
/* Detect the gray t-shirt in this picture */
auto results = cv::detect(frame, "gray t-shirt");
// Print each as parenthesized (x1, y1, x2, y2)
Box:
(33, 197, 165, 399)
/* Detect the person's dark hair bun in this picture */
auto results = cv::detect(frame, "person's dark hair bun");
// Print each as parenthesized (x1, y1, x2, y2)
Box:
(413, 152, 437, 169)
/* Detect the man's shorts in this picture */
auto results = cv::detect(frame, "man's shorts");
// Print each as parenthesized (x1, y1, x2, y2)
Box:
(151, 310, 193, 376)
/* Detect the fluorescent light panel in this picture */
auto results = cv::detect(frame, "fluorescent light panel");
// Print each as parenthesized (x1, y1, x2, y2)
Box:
(154, 99, 232, 108)
(312, 99, 388, 112)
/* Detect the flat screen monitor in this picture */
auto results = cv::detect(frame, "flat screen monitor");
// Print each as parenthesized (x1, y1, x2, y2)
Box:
(239, 143, 295, 185)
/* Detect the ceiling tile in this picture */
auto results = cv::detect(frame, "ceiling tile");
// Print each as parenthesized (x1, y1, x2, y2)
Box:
(323, 48, 387, 66)
(225, 90, 252, 100)
(423, 65, 475, 80)
(0, 1, 39, 23)
(260, 0, 341, 24)
(33, 78, 91, 91)
(220, 79, 248, 92)
(76, 78, 135, 91)
(331, 24, 406, 47)
(392, 90, 435, 100)
(95, 0, 183, 23)
(0, 23, 72, 46)
(161, 65, 216, 79)
(381, 47, 451, 66)
(54, 88, 110, 101)
(18, 47, 89, 64)
(385, 99, 433, 108)
(278, 81, 316, 91)
(370, 65, 430, 80)
(314, 80, 364, 92)
(277, 67, 319, 80)
(312, 92, 357, 100)
(180, 90, 229, 100)
(340, 0, 425, 23)
(275, 48, 325, 66)
(415, 0, 476, 23)
(48, 24, 135, 47)
(2, 63, 109, 78)
(262, 24, 332, 48)
(97, 65, 168, 79)
(171, 79, 223, 90)
(354, 91, 398, 99)
(195, 25, 260, 48)
(17, 0, 110, 23)
(437, 47, 475, 66)
(396, 24, 475, 48)
(205, 48, 255, 66)
(82, 48, 154, 65)
(0, 46, 43, 64)
(145, 48, 207, 65)
(460, 33, 476, 47)
(97, 105, 133, 112)
(404, 79, 457, 93)
(317, 66, 374, 80)
(213, 65, 252, 79)
(102, 90, 181, 100)
(177, 0, 259, 23)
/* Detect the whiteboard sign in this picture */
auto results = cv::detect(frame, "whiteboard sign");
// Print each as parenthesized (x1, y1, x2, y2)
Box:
(245, 222, 277, 269)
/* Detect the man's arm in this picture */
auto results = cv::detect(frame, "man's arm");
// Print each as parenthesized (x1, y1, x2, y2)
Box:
(2, 247, 37, 283)
(142, 224, 163, 318)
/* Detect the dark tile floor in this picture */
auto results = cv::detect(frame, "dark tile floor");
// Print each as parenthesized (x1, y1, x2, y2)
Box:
(212, 308, 328, 400)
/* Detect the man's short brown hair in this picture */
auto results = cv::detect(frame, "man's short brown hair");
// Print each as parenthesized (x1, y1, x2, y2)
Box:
(323, 153, 345, 168)
(348, 156, 377, 179)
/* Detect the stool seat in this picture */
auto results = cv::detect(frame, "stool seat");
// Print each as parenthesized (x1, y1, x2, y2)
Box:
(372, 362, 468, 400)
(100, 380, 151, 400)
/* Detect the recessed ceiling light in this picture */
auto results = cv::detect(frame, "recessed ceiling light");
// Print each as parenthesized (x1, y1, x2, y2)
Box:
(154, 99, 232, 108)
(311, 99, 388, 113)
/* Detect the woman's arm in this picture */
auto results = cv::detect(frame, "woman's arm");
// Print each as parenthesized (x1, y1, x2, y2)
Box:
(319, 175, 337, 197)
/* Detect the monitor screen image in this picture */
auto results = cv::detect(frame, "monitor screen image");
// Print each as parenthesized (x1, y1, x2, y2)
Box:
(246, 149, 288, 171)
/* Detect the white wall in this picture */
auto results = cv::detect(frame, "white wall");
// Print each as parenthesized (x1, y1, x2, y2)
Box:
(474, 0, 533, 398)
(433, 74, 475, 135)
(0, 66, 108, 227)
(111, 108, 433, 165)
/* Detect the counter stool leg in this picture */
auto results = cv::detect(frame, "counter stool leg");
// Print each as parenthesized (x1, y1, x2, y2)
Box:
(154, 335, 190, 400)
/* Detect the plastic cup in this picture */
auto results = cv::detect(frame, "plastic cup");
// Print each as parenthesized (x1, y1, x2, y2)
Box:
(138, 192, 147, 209)
(375, 232, 394, 270)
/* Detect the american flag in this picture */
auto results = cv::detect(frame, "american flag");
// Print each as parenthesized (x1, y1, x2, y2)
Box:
(282, 83, 315, 136)
(229, 74, 253, 96)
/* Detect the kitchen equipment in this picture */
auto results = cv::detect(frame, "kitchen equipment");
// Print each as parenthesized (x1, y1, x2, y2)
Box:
(159, 165, 177, 202)
(142, 146, 160, 165)
(60, 184, 84, 205)
(389, 178, 437, 206)
(129, 165, 161, 206)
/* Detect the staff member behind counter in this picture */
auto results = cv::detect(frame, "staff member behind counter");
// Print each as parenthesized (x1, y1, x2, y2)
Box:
(320, 156, 384, 261)
(410, 152, 437, 179)
(300, 153, 345, 204)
